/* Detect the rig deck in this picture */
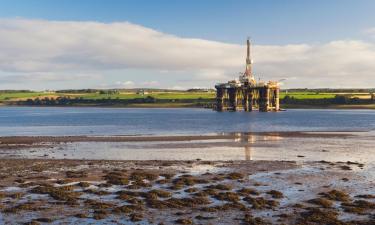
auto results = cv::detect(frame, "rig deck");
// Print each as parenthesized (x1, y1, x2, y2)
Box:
(215, 82, 280, 112)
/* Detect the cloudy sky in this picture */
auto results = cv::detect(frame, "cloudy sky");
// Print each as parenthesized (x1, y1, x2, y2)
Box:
(0, 0, 375, 90)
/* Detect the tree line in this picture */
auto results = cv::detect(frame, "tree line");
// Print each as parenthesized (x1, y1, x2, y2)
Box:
(281, 95, 375, 105)
(14, 96, 212, 107)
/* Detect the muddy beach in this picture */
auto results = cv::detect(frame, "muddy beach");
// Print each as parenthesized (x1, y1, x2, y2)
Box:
(0, 131, 374, 224)
(0, 128, 374, 224)
(0, 158, 373, 224)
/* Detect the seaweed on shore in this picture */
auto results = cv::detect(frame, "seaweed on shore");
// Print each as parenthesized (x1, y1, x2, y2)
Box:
(175, 218, 193, 224)
(148, 189, 172, 198)
(226, 172, 245, 180)
(307, 198, 333, 208)
(160, 173, 175, 179)
(355, 194, 375, 199)
(130, 170, 159, 182)
(215, 202, 247, 211)
(147, 197, 211, 209)
(243, 214, 271, 225)
(112, 204, 144, 214)
(195, 215, 216, 220)
(266, 190, 284, 199)
(172, 175, 208, 187)
(237, 188, 260, 196)
(184, 187, 198, 193)
(93, 210, 109, 220)
(319, 189, 351, 202)
(66, 170, 87, 178)
(296, 207, 343, 225)
(84, 189, 110, 196)
(84, 199, 115, 210)
(7, 192, 25, 199)
(341, 200, 375, 214)
(77, 181, 90, 188)
(243, 196, 279, 209)
(130, 213, 143, 222)
(74, 213, 88, 218)
(3, 202, 43, 213)
(103, 171, 129, 185)
(205, 183, 232, 191)
(213, 191, 240, 202)
(30, 184, 80, 203)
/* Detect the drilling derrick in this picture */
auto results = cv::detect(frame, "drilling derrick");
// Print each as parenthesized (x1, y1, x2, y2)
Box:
(240, 38, 256, 86)
(215, 38, 280, 112)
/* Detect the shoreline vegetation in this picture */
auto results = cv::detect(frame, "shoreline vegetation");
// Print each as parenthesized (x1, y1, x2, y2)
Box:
(1, 88, 375, 109)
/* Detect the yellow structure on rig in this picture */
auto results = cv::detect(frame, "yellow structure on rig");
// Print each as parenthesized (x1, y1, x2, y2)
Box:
(215, 39, 280, 112)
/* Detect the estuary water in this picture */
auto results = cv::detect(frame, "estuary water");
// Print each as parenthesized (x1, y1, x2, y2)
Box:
(1, 107, 375, 136)
(1, 106, 375, 171)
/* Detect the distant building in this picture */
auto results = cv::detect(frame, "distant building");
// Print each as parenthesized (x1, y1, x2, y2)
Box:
(136, 89, 149, 95)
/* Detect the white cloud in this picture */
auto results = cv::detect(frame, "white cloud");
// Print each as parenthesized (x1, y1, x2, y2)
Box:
(169, 86, 185, 90)
(0, 18, 375, 88)
(141, 81, 159, 87)
(0, 72, 102, 83)
(99, 80, 162, 89)
(114, 80, 135, 88)
(0, 18, 242, 73)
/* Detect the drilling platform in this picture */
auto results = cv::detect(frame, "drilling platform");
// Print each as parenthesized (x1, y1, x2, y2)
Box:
(215, 39, 280, 112)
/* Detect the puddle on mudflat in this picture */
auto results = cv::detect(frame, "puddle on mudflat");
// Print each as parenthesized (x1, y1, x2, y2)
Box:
(2, 132, 375, 165)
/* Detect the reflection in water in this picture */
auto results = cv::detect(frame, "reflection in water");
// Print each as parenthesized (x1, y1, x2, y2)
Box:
(233, 132, 283, 143)
(260, 135, 283, 141)
(244, 145, 252, 161)
(234, 133, 255, 160)
(233, 133, 283, 160)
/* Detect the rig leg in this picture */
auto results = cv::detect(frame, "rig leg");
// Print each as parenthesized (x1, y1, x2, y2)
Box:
(248, 91, 253, 111)
(275, 88, 280, 111)
(228, 88, 238, 111)
(215, 87, 225, 111)
(259, 87, 270, 112)
(243, 89, 249, 111)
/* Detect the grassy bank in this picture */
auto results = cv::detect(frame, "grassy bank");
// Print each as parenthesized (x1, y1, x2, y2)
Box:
(1, 89, 375, 109)
(282, 104, 375, 110)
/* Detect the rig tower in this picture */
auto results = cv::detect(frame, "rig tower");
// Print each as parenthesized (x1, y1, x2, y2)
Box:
(215, 38, 280, 112)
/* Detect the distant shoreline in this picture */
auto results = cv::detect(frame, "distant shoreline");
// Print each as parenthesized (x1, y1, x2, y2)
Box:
(2, 103, 375, 110)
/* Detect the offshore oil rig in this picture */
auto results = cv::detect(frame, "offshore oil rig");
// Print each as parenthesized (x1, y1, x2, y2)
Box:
(215, 39, 280, 112)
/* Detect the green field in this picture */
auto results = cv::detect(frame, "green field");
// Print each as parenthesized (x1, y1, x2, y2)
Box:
(280, 92, 337, 99)
(0, 92, 46, 101)
(79, 92, 215, 100)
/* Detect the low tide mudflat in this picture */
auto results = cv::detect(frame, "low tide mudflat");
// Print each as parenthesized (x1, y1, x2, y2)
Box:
(0, 158, 373, 225)
(0, 132, 374, 224)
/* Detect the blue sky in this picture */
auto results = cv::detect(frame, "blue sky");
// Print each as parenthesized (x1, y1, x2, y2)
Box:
(1, 0, 374, 44)
(0, 0, 375, 89)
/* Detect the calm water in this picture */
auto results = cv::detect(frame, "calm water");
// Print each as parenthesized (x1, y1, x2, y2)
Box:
(1, 107, 375, 136)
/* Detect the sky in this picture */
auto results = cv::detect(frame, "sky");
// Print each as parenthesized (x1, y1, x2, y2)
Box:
(0, 0, 375, 90)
